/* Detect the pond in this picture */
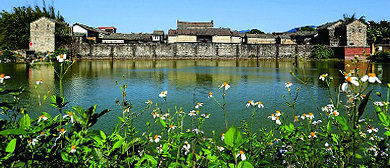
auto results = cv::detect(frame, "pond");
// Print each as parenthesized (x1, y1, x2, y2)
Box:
(1, 60, 389, 134)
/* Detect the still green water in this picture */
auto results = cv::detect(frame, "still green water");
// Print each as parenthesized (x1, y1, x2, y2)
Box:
(1, 60, 389, 134)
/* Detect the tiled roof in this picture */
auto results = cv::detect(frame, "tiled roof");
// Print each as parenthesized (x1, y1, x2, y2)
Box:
(98, 27, 117, 30)
(170, 28, 233, 36)
(317, 20, 342, 30)
(101, 33, 152, 41)
(177, 20, 213, 29)
(73, 23, 107, 34)
(240, 33, 277, 39)
(290, 31, 317, 37)
(153, 30, 164, 35)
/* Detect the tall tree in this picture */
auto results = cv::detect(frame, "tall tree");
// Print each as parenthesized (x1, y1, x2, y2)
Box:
(0, 5, 65, 50)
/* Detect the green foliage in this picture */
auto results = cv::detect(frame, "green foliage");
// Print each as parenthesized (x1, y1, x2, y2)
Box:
(299, 26, 315, 31)
(311, 44, 334, 59)
(370, 51, 390, 62)
(0, 50, 17, 62)
(367, 20, 390, 43)
(1, 57, 390, 167)
(0, 5, 66, 50)
(248, 29, 265, 34)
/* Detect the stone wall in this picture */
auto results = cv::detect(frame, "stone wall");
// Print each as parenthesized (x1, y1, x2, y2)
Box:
(78, 43, 313, 60)
(30, 17, 56, 53)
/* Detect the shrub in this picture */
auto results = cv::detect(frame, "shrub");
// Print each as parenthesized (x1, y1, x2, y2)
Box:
(370, 51, 390, 62)
(311, 44, 334, 59)
(0, 50, 17, 63)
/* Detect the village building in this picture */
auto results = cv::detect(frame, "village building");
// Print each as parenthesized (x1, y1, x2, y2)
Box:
(98, 26, 117, 33)
(241, 33, 297, 45)
(29, 17, 67, 53)
(72, 23, 109, 43)
(152, 30, 165, 43)
(100, 33, 152, 44)
(316, 20, 370, 59)
(168, 20, 241, 43)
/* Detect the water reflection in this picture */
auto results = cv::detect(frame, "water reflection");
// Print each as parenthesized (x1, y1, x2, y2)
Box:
(1, 60, 389, 134)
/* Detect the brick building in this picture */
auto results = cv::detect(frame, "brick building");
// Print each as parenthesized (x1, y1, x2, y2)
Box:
(30, 17, 66, 53)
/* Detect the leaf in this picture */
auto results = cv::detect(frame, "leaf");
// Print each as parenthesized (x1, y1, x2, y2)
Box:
(378, 112, 389, 127)
(355, 153, 363, 159)
(6, 138, 17, 153)
(61, 151, 69, 162)
(112, 137, 125, 150)
(0, 129, 27, 135)
(136, 154, 157, 167)
(384, 131, 390, 137)
(358, 89, 372, 120)
(238, 161, 254, 168)
(335, 116, 348, 131)
(327, 120, 331, 132)
(19, 113, 31, 129)
(160, 118, 167, 128)
(224, 126, 245, 148)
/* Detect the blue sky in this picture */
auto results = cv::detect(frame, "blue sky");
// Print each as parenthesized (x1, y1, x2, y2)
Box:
(2, 0, 389, 33)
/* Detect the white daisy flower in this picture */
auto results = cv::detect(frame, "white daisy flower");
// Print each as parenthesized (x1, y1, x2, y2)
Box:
(182, 141, 191, 155)
(246, 100, 254, 107)
(157, 144, 163, 153)
(28, 139, 38, 146)
(332, 110, 339, 116)
(149, 134, 161, 143)
(268, 113, 276, 120)
(341, 77, 359, 92)
(217, 146, 225, 151)
(0, 74, 10, 83)
(359, 132, 366, 138)
(221, 133, 225, 141)
(62, 112, 74, 123)
(220, 82, 230, 90)
(319, 73, 328, 81)
(38, 114, 48, 122)
(308, 132, 317, 139)
(36, 79, 43, 85)
(208, 92, 213, 98)
(195, 102, 203, 109)
(361, 73, 381, 84)
(56, 54, 67, 63)
(151, 112, 159, 118)
(236, 150, 247, 161)
(374, 101, 384, 107)
(275, 117, 281, 125)
(145, 99, 152, 105)
(367, 126, 379, 134)
(188, 110, 197, 117)
(168, 124, 176, 132)
(307, 113, 315, 120)
(201, 113, 210, 118)
(256, 101, 264, 108)
(70, 145, 76, 153)
(300, 113, 307, 120)
(159, 91, 168, 98)
(275, 111, 281, 117)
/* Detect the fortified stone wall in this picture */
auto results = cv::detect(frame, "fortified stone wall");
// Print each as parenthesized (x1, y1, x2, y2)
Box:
(78, 43, 313, 60)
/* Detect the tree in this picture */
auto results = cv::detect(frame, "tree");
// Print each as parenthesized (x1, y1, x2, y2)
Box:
(367, 20, 390, 43)
(0, 5, 66, 50)
(248, 29, 265, 34)
(342, 13, 366, 23)
(299, 26, 315, 31)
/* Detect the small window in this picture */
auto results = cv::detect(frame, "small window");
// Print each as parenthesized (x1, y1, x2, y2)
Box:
(359, 29, 362, 33)
(351, 29, 355, 33)
(35, 24, 38, 29)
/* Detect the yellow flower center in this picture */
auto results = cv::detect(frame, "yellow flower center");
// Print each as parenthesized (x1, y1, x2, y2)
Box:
(321, 74, 326, 77)
(248, 101, 252, 104)
(38, 79, 43, 82)
(302, 114, 306, 117)
(60, 128, 65, 134)
(221, 133, 225, 136)
(271, 114, 275, 117)
(333, 111, 338, 116)
(60, 54, 64, 58)
(169, 125, 173, 128)
(29, 139, 32, 143)
(368, 73, 376, 77)
(276, 110, 280, 114)
(209, 92, 213, 96)
(40, 58, 43, 61)
(0, 74, 4, 78)
(40, 132, 44, 135)
(154, 134, 159, 139)
(310, 132, 315, 137)
(40, 115, 45, 119)
(239, 150, 244, 154)
(223, 82, 227, 86)
(258, 101, 262, 104)
(68, 112, 72, 116)
(346, 77, 352, 82)
(197, 102, 201, 105)
(344, 73, 349, 77)
(370, 126, 374, 130)
(309, 113, 313, 116)
(71, 145, 76, 150)
(276, 116, 280, 120)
